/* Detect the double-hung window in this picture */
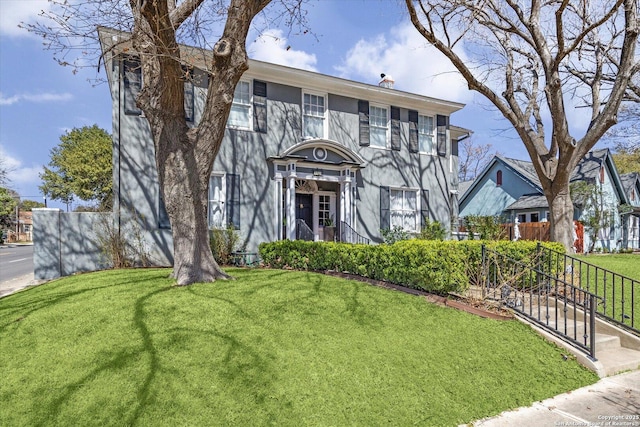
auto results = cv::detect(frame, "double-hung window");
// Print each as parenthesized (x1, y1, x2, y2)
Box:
(228, 80, 251, 129)
(390, 189, 418, 232)
(303, 92, 326, 138)
(208, 174, 225, 229)
(369, 105, 389, 148)
(418, 115, 435, 154)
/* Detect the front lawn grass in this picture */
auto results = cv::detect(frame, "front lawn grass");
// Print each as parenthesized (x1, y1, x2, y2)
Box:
(575, 253, 640, 280)
(0, 268, 597, 426)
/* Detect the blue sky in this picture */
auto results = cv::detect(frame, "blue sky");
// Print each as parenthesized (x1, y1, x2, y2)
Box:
(0, 0, 598, 210)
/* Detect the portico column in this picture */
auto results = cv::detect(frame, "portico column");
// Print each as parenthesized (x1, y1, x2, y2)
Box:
(274, 178, 283, 240)
(287, 176, 296, 240)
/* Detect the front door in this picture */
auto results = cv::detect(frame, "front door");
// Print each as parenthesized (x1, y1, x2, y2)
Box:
(295, 194, 313, 227)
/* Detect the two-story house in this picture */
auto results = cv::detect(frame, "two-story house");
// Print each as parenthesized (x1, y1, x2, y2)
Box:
(99, 28, 470, 265)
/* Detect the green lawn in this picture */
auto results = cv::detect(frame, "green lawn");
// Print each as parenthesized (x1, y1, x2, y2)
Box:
(0, 268, 597, 426)
(575, 253, 640, 280)
(572, 254, 639, 327)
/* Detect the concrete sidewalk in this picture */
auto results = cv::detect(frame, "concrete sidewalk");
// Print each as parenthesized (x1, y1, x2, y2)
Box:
(465, 370, 640, 426)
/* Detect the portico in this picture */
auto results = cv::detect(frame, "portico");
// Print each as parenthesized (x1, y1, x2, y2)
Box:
(268, 139, 365, 241)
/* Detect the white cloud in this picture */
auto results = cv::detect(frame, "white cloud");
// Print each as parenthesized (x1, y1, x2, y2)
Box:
(248, 29, 318, 71)
(0, 91, 73, 106)
(335, 22, 472, 103)
(0, 146, 42, 188)
(0, 0, 50, 37)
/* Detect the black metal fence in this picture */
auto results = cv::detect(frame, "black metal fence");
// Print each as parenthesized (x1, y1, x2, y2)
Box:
(481, 245, 601, 360)
(295, 219, 314, 241)
(536, 244, 639, 336)
(340, 221, 370, 245)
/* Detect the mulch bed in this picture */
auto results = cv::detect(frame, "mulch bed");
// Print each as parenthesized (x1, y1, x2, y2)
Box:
(322, 270, 514, 321)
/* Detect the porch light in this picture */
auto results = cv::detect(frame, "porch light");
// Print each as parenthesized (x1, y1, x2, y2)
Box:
(313, 169, 322, 177)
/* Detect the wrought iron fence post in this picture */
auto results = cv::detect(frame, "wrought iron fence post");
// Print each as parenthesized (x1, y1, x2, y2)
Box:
(589, 294, 597, 361)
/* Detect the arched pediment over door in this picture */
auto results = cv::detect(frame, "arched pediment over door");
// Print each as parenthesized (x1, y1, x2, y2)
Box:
(271, 138, 366, 169)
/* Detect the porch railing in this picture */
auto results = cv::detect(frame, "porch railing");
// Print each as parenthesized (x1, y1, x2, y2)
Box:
(339, 221, 370, 245)
(536, 243, 639, 336)
(481, 245, 601, 360)
(295, 219, 314, 241)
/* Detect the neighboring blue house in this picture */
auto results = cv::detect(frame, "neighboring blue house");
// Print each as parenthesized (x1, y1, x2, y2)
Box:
(96, 28, 470, 266)
(620, 172, 640, 249)
(459, 149, 631, 252)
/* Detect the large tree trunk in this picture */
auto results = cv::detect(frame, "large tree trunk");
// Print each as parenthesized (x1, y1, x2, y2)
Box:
(131, 0, 269, 285)
(546, 184, 576, 253)
(158, 123, 230, 285)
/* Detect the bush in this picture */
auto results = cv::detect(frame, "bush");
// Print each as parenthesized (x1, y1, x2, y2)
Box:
(209, 224, 242, 265)
(260, 240, 468, 295)
(259, 239, 566, 296)
(418, 219, 446, 241)
(380, 225, 411, 244)
(464, 215, 506, 240)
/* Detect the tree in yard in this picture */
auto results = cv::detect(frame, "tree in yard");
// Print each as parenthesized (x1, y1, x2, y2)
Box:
(607, 104, 640, 174)
(19, 200, 46, 212)
(40, 125, 112, 212)
(0, 155, 12, 187)
(27, 0, 306, 285)
(406, 0, 639, 251)
(458, 138, 501, 181)
(0, 187, 18, 230)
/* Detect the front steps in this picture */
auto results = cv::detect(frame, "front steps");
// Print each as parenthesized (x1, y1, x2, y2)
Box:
(520, 304, 640, 377)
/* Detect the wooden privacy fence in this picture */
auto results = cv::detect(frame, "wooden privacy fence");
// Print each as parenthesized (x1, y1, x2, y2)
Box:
(502, 221, 584, 252)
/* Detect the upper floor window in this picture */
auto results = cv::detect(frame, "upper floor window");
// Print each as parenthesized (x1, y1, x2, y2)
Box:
(496, 170, 503, 186)
(631, 188, 636, 202)
(370, 105, 389, 148)
(390, 189, 418, 232)
(228, 81, 251, 129)
(303, 92, 326, 138)
(418, 115, 435, 154)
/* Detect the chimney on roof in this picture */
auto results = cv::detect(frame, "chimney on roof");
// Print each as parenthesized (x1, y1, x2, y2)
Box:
(379, 73, 394, 89)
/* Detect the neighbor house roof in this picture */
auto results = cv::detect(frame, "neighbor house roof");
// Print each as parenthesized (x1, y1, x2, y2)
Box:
(505, 194, 548, 210)
(620, 172, 640, 195)
(460, 148, 629, 210)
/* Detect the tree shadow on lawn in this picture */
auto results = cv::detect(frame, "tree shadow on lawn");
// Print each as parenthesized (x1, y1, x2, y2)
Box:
(19, 277, 280, 426)
(0, 270, 171, 331)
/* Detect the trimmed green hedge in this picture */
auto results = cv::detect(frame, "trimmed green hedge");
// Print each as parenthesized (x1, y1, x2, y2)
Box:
(259, 240, 565, 296)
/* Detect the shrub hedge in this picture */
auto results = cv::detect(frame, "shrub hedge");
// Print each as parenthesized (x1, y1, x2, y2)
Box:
(259, 239, 565, 296)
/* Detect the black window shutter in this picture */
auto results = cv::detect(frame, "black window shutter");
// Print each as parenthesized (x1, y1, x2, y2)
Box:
(358, 100, 370, 146)
(253, 81, 268, 133)
(123, 57, 142, 116)
(380, 186, 390, 231)
(390, 106, 401, 151)
(158, 190, 171, 229)
(421, 190, 430, 225)
(437, 115, 449, 156)
(451, 139, 459, 157)
(226, 174, 241, 229)
(408, 110, 419, 153)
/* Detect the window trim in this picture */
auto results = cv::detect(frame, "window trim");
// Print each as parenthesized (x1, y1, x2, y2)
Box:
(302, 90, 328, 139)
(227, 80, 253, 131)
(369, 103, 390, 149)
(418, 113, 436, 155)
